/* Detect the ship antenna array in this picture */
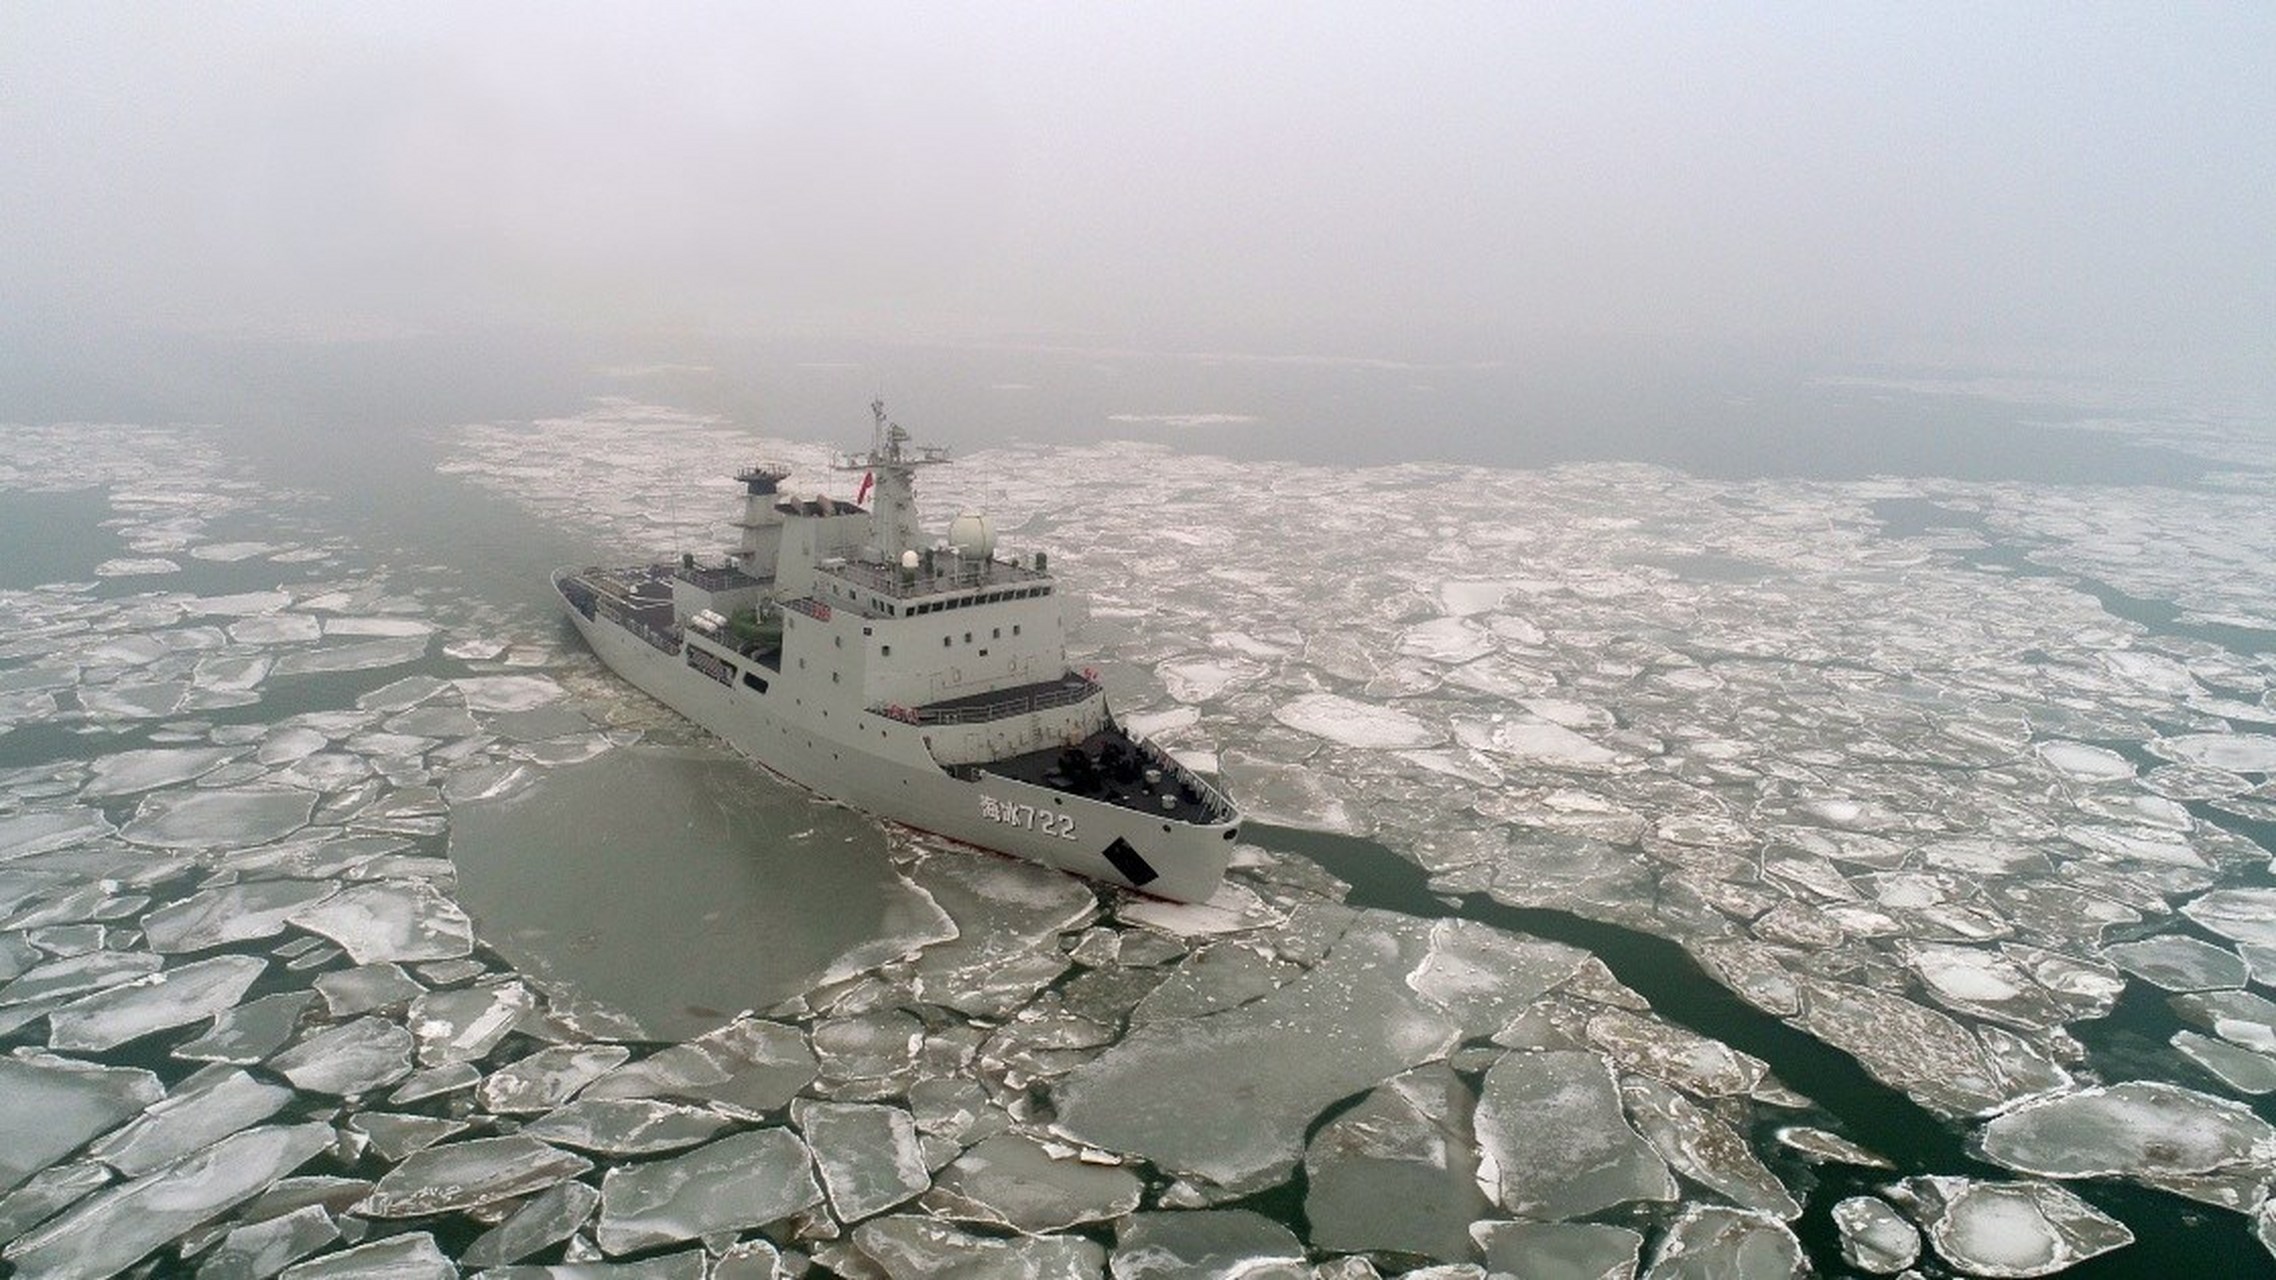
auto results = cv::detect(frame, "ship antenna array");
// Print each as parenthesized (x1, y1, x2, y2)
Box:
(871, 397, 905, 462)
(848, 399, 944, 471)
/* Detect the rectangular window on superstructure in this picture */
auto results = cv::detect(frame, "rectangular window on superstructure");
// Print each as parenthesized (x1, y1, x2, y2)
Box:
(743, 671, 768, 693)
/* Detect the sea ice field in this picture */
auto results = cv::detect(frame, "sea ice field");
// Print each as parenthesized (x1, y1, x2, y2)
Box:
(3, 391, 2276, 1278)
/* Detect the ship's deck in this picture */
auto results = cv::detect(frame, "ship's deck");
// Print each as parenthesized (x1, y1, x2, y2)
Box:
(582, 565, 678, 632)
(907, 671, 1099, 725)
(982, 726, 1229, 826)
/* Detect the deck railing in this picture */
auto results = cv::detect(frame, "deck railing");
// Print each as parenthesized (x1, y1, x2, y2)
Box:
(875, 677, 1101, 727)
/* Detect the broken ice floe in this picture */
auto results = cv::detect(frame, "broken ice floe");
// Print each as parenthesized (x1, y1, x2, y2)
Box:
(1831, 1195, 1920, 1273)
(3, 1122, 332, 1280)
(85, 1065, 292, 1177)
(359, 1135, 593, 1218)
(1271, 692, 1442, 749)
(45, 953, 266, 1051)
(795, 1099, 933, 1223)
(1475, 1048, 1675, 1220)
(1052, 911, 1465, 1193)
(1977, 1080, 2276, 1209)
(288, 881, 474, 965)
(595, 1129, 821, 1254)
(922, 1131, 1139, 1233)
(278, 1232, 454, 1280)
(119, 786, 315, 849)
(1890, 1175, 2133, 1277)
(580, 1016, 816, 1119)
(478, 1044, 632, 1114)
(1640, 1205, 1805, 1279)
(851, 1214, 1105, 1279)
(143, 879, 341, 953)
(0, 1054, 163, 1195)
(518, 1099, 732, 1156)
(1111, 1209, 1305, 1280)
(462, 1180, 603, 1267)
(268, 1016, 416, 1096)
(1303, 1064, 1487, 1261)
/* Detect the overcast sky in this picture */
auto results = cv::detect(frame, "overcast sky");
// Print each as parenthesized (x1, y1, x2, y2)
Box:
(4, 4, 2270, 373)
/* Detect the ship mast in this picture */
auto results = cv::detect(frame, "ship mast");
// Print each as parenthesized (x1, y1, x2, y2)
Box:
(836, 398, 947, 559)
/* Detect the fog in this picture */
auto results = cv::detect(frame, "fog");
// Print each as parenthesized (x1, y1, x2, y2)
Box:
(5, 4, 2272, 395)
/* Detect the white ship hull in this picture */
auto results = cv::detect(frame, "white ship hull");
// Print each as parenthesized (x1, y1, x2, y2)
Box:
(559, 574, 1239, 903)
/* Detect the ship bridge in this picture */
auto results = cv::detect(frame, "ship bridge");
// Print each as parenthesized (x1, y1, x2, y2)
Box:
(815, 555, 1055, 620)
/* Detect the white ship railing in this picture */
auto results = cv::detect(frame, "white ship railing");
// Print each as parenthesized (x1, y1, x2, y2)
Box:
(879, 678, 1102, 727)
(1134, 735, 1237, 822)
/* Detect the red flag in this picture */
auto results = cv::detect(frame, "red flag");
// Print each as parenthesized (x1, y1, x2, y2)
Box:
(856, 471, 874, 504)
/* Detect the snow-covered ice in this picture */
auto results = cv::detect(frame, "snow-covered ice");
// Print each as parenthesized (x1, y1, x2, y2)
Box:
(1271, 692, 1441, 749)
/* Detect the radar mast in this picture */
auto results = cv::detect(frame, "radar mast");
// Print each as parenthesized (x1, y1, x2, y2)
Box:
(836, 398, 947, 558)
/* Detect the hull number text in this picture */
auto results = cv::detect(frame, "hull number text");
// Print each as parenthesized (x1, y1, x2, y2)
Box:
(981, 796, 1077, 839)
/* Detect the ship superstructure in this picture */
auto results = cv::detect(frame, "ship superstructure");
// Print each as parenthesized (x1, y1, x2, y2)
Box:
(555, 403, 1240, 902)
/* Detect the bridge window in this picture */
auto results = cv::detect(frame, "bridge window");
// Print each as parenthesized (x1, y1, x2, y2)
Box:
(743, 671, 768, 693)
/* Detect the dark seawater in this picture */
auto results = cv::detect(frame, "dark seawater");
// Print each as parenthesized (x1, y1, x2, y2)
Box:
(0, 488, 113, 589)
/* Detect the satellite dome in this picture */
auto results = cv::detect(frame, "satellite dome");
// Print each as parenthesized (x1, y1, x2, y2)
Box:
(947, 511, 996, 559)
(901, 549, 920, 570)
